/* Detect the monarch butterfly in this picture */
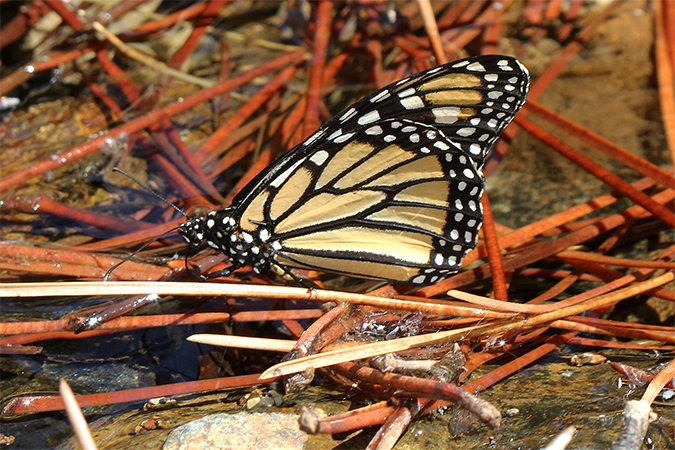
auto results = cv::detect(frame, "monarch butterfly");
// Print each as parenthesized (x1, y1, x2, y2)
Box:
(180, 55, 529, 285)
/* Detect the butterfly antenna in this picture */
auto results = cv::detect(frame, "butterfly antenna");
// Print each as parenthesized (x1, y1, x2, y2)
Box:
(111, 167, 188, 219)
(103, 225, 181, 281)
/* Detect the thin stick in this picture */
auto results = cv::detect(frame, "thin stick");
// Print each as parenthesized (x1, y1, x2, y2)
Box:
(187, 334, 296, 352)
(92, 22, 215, 88)
(611, 401, 656, 450)
(260, 320, 518, 379)
(641, 357, 675, 404)
(543, 426, 576, 450)
(417, 0, 447, 64)
(59, 379, 98, 450)
(261, 272, 674, 378)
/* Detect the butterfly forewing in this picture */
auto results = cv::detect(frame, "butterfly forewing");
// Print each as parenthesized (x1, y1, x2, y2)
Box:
(299, 55, 529, 169)
(190, 55, 530, 285)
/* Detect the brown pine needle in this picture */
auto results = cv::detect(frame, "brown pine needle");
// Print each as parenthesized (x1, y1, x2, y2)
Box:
(448, 290, 557, 314)
(641, 357, 675, 404)
(0, 282, 512, 318)
(556, 250, 675, 269)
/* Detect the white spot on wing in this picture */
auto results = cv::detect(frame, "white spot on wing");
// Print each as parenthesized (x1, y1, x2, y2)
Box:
(303, 129, 324, 147)
(431, 106, 460, 124)
(457, 127, 475, 137)
(466, 62, 486, 72)
(340, 107, 357, 122)
(400, 96, 424, 110)
(270, 157, 306, 188)
(333, 132, 355, 144)
(370, 90, 391, 103)
(358, 110, 381, 125)
(398, 87, 416, 97)
(497, 59, 514, 71)
(327, 129, 343, 141)
(309, 150, 329, 166)
(412, 275, 426, 284)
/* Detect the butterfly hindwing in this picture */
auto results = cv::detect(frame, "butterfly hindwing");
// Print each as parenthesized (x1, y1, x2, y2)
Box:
(259, 118, 485, 285)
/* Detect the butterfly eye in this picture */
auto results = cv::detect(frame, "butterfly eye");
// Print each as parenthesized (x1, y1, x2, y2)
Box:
(184, 55, 529, 285)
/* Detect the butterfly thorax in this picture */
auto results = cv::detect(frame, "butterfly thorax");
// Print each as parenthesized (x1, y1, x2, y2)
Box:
(179, 207, 275, 275)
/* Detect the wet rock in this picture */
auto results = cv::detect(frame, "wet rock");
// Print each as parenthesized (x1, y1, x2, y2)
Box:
(162, 412, 308, 450)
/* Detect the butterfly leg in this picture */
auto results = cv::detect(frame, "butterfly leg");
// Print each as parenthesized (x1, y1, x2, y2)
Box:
(270, 263, 319, 289)
(200, 265, 237, 281)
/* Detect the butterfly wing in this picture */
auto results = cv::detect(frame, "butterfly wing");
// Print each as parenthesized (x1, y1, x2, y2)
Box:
(232, 55, 529, 206)
(228, 55, 529, 284)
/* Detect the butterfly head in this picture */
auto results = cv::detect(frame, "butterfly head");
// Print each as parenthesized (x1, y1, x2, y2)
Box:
(178, 215, 207, 248)
(178, 206, 236, 250)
